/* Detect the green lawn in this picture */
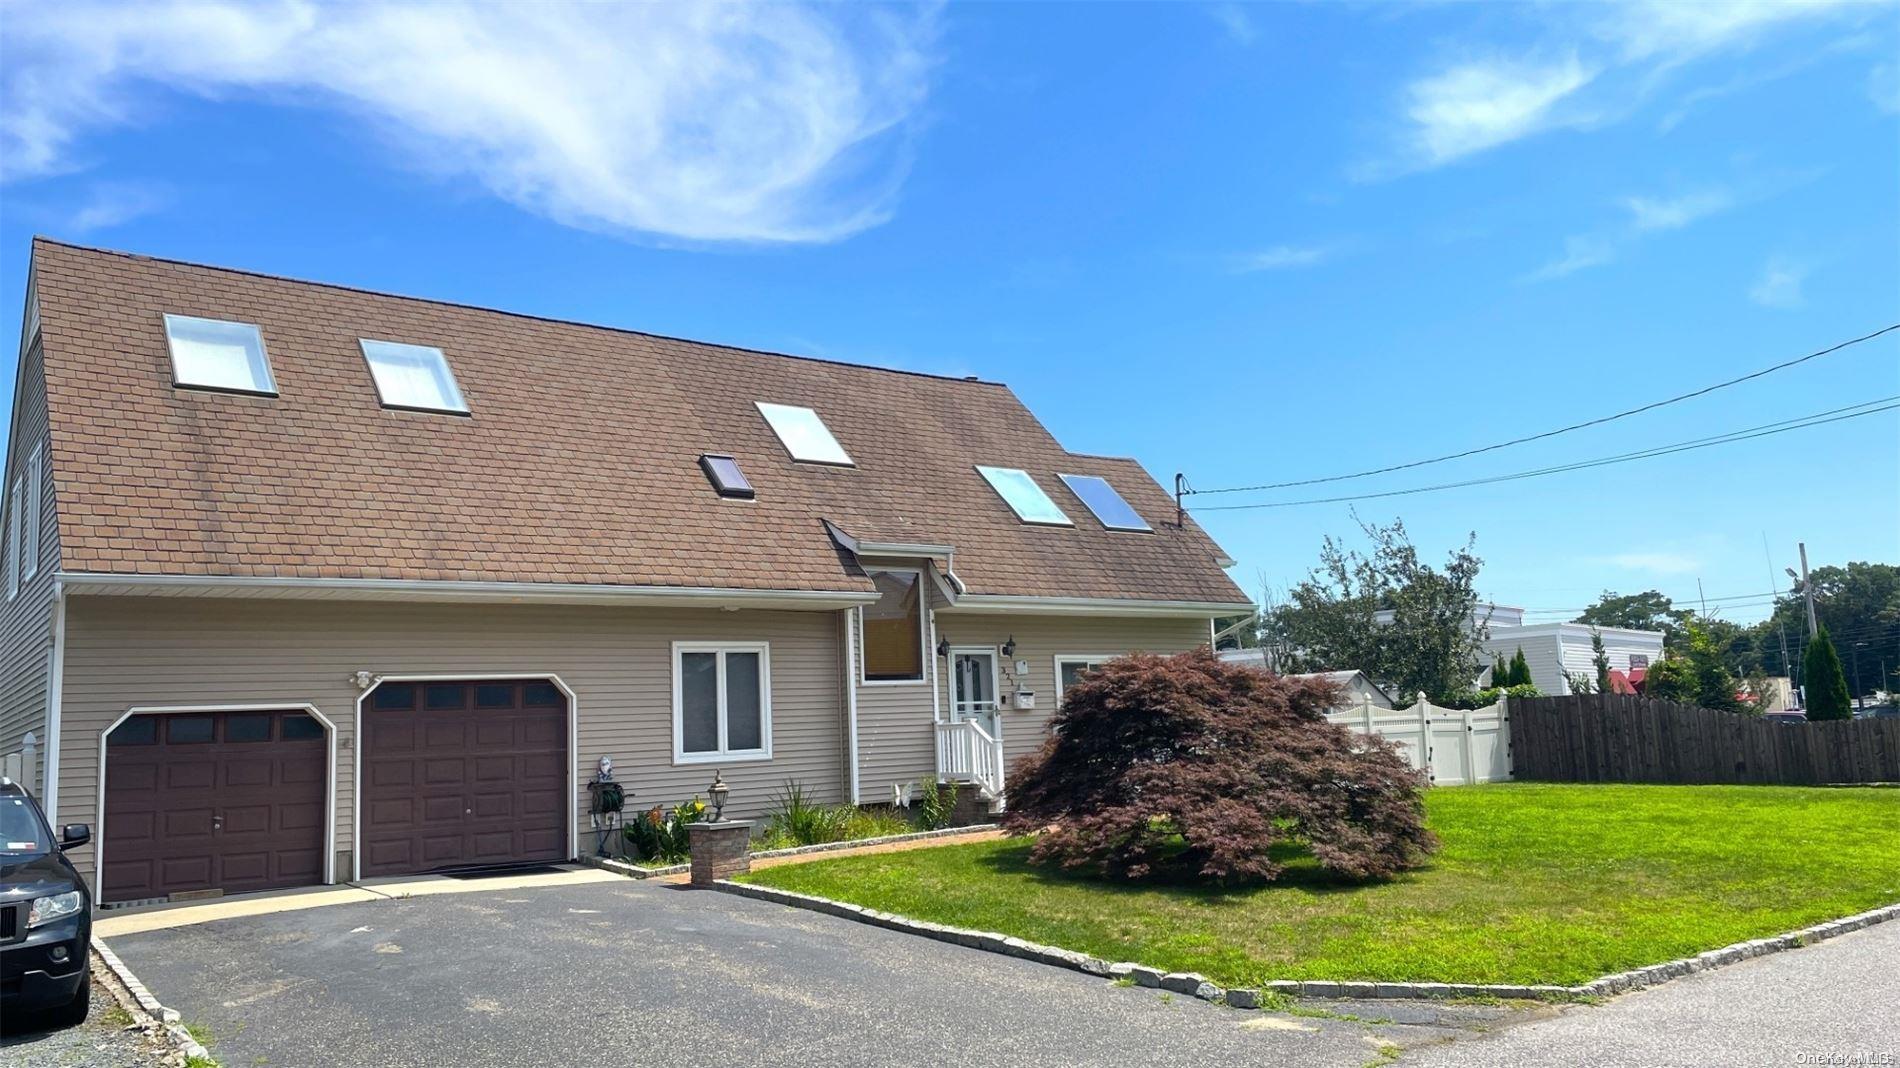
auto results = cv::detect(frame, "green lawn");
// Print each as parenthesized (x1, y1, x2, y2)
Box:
(738, 783, 1900, 986)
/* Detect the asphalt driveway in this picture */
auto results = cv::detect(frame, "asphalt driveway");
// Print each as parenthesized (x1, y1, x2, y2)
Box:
(98, 875, 1480, 1068)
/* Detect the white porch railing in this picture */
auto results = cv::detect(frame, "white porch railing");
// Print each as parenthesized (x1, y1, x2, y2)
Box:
(935, 719, 1005, 799)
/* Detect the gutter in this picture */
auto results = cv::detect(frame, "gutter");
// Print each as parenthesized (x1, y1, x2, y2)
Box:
(42, 580, 65, 826)
(943, 594, 1255, 619)
(56, 572, 880, 610)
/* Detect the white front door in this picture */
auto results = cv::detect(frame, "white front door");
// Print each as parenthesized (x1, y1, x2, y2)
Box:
(951, 649, 1001, 735)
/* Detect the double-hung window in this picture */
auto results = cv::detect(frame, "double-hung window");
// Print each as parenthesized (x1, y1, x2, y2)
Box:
(1055, 656, 1114, 706)
(673, 642, 772, 763)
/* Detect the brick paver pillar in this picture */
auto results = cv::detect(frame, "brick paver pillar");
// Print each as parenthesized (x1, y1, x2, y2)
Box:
(687, 820, 753, 887)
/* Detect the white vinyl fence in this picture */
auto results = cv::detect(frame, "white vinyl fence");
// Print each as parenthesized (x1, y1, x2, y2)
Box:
(1326, 694, 1512, 785)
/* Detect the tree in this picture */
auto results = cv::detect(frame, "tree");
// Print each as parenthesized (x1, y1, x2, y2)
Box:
(1803, 623, 1853, 721)
(1508, 648, 1532, 687)
(1003, 650, 1437, 883)
(1591, 629, 1612, 694)
(1574, 590, 1694, 647)
(1642, 622, 1746, 714)
(1492, 652, 1511, 686)
(1266, 517, 1486, 703)
(1770, 562, 1900, 700)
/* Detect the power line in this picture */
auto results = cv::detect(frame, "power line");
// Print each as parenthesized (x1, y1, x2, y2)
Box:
(1188, 324, 1900, 496)
(1194, 398, 1899, 512)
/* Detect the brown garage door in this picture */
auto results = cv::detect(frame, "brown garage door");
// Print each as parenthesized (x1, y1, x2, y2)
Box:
(359, 679, 568, 877)
(102, 710, 328, 904)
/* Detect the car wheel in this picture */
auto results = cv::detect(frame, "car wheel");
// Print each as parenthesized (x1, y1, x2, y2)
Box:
(44, 978, 91, 1029)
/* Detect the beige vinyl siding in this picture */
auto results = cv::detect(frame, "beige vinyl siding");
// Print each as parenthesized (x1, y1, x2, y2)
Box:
(852, 565, 938, 802)
(55, 596, 845, 888)
(851, 589, 1212, 800)
(931, 612, 1209, 772)
(0, 331, 60, 791)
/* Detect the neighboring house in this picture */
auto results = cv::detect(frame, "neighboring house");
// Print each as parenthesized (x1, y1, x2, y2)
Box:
(1480, 620, 1663, 696)
(1368, 602, 1664, 696)
(1215, 652, 1395, 709)
(0, 239, 1249, 904)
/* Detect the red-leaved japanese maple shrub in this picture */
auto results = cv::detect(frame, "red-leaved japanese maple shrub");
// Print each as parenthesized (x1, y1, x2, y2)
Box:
(1002, 649, 1436, 884)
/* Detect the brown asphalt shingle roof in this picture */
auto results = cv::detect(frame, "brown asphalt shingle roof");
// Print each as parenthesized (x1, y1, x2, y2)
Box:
(28, 239, 1247, 605)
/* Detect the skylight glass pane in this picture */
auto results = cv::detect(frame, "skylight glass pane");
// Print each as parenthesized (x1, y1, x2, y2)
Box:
(360, 339, 468, 413)
(756, 403, 853, 465)
(699, 454, 755, 499)
(1059, 473, 1152, 532)
(976, 466, 1072, 526)
(164, 315, 276, 393)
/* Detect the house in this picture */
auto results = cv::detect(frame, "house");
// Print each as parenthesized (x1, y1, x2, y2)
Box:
(0, 239, 1249, 905)
(1479, 618, 1663, 696)
(1366, 602, 1664, 696)
(1214, 652, 1396, 709)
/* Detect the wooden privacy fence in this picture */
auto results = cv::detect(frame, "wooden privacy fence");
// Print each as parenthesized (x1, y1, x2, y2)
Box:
(1510, 694, 1900, 785)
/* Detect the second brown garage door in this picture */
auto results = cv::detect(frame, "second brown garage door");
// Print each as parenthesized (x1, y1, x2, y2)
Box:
(359, 679, 569, 877)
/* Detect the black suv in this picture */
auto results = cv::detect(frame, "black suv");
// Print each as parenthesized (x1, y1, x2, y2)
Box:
(1, 778, 92, 1029)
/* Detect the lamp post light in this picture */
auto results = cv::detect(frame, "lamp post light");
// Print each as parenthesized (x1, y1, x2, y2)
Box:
(707, 770, 730, 823)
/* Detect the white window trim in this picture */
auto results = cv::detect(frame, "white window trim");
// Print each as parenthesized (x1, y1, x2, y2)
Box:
(162, 314, 278, 395)
(858, 566, 928, 686)
(672, 641, 773, 764)
(1053, 654, 1119, 708)
(21, 445, 39, 581)
(5, 477, 19, 601)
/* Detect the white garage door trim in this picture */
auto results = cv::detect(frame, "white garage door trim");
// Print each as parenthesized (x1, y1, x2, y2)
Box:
(94, 702, 340, 896)
(350, 672, 579, 883)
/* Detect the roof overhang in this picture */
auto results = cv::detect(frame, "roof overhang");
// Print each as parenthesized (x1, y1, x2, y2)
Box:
(57, 572, 880, 611)
(940, 594, 1254, 619)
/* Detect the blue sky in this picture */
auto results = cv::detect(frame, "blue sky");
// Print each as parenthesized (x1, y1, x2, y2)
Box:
(3, 1, 1896, 624)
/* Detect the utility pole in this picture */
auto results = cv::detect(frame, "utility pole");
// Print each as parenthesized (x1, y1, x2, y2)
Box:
(1850, 642, 1865, 712)
(1797, 542, 1818, 638)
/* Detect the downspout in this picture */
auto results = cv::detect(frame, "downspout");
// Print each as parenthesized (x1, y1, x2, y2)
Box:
(843, 608, 860, 805)
(42, 580, 65, 824)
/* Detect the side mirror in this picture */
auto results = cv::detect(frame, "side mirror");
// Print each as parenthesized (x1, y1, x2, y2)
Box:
(59, 824, 91, 850)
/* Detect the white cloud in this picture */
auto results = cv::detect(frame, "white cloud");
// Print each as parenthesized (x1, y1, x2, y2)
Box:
(1233, 244, 1338, 272)
(1523, 235, 1616, 282)
(1595, 0, 1864, 63)
(1402, 54, 1597, 167)
(1205, 4, 1257, 46)
(0, 1, 938, 244)
(1749, 256, 1810, 309)
(1378, 0, 1872, 174)
(67, 181, 169, 232)
(1622, 188, 1734, 231)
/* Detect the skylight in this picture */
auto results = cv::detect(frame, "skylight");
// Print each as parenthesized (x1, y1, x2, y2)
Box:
(164, 315, 277, 394)
(756, 403, 853, 466)
(360, 339, 469, 414)
(699, 454, 755, 499)
(1059, 473, 1151, 532)
(976, 466, 1072, 526)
